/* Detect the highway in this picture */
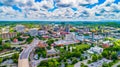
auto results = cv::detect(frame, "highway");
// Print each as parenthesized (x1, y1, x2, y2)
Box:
(18, 38, 39, 67)
(19, 39, 39, 59)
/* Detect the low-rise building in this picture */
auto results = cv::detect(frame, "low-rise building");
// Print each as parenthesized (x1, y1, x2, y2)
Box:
(38, 30, 48, 35)
(87, 46, 103, 54)
(46, 47, 59, 57)
(2, 26, 10, 33)
(15, 25, 25, 33)
(37, 41, 47, 48)
(54, 32, 79, 46)
(102, 41, 112, 48)
(0, 32, 17, 39)
(29, 28, 38, 36)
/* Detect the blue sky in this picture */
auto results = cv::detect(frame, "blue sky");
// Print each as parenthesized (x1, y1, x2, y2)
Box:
(0, 0, 120, 21)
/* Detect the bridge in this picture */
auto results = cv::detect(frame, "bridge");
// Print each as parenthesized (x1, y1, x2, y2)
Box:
(18, 39, 39, 67)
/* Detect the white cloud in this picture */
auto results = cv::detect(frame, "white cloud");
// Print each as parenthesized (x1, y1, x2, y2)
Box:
(0, 0, 120, 20)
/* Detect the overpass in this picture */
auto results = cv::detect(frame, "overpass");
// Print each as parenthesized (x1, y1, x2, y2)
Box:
(18, 39, 39, 67)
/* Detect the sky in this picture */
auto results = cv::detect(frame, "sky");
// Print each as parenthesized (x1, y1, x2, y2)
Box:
(0, 0, 120, 21)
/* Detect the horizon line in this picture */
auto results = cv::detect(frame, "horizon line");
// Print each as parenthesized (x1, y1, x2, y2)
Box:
(0, 19, 120, 22)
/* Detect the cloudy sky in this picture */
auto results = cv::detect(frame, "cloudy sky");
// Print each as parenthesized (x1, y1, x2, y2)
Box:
(0, 0, 120, 21)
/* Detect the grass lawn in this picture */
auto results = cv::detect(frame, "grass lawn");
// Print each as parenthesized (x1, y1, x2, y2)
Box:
(76, 44, 90, 50)
(67, 64, 74, 67)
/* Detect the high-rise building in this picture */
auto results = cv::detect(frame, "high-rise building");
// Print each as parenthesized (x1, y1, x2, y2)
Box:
(64, 24, 70, 32)
(92, 32, 94, 42)
(54, 24, 59, 32)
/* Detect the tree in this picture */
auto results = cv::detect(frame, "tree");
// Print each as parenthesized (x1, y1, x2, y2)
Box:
(113, 40, 120, 46)
(87, 60, 92, 64)
(12, 53, 19, 59)
(92, 54, 98, 62)
(0, 45, 3, 51)
(0, 38, 2, 45)
(0, 58, 3, 63)
(46, 39, 54, 46)
(102, 51, 109, 58)
(72, 52, 81, 58)
(18, 37, 24, 41)
(39, 60, 48, 66)
(81, 63, 88, 67)
(65, 62, 68, 67)
(98, 54, 103, 60)
(72, 58, 78, 64)
(38, 59, 59, 67)
(80, 56, 84, 61)
(3, 43, 11, 49)
(111, 52, 117, 60)
(102, 63, 110, 67)
(117, 64, 120, 67)
(12, 53, 19, 63)
(48, 62, 54, 67)
(26, 36, 34, 44)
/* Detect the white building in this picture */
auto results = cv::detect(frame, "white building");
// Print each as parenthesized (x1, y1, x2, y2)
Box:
(46, 47, 59, 57)
(38, 30, 48, 35)
(87, 46, 103, 54)
(15, 25, 25, 33)
(54, 32, 79, 46)
(65, 32, 77, 41)
(29, 28, 38, 36)
(2, 26, 10, 33)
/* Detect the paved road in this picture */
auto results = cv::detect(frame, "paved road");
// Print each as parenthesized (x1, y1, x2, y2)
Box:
(0, 52, 19, 57)
(19, 39, 39, 59)
(18, 38, 40, 67)
(112, 61, 120, 67)
(74, 59, 88, 67)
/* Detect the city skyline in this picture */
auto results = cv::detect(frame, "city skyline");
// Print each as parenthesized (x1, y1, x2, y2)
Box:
(0, 0, 120, 21)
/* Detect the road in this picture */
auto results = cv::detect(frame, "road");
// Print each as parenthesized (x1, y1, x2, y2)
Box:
(0, 52, 19, 58)
(74, 59, 88, 67)
(112, 61, 120, 67)
(19, 39, 39, 59)
(18, 38, 39, 67)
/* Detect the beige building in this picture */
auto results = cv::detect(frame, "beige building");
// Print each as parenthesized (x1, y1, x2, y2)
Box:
(0, 32, 17, 39)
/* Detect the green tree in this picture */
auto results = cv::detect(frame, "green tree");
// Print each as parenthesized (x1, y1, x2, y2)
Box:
(72, 58, 78, 64)
(80, 56, 84, 61)
(81, 63, 88, 67)
(39, 60, 48, 66)
(0, 45, 3, 51)
(92, 54, 98, 62)
(0, 38, 2, 45)
(12, 53, 19, 63)
(98, 54, 103, 60)
(87, 60, 92, 64)
(46, 39, 54, 46)
(102, 63, 110, 67)
(0, 58, 3, 63)
(18, 37, 24, 41)
(26, 36, 34, 44)
(3, 43, 11, 49)
(12, 53, 19, 59)
(102, 51, 109, 58)
(117, 64, 120, 67)
(48, 62, 54, 67)
(65, 62, 68, 67)
(111, 52, 117, 60)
